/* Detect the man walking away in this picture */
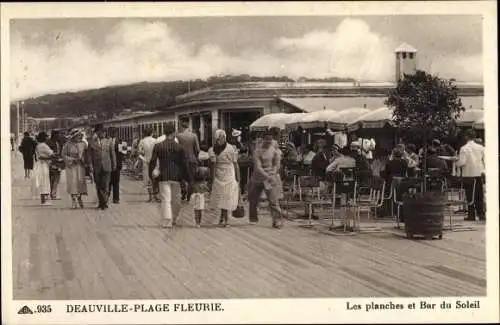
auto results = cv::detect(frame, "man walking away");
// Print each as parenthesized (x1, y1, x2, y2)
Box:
(150, 122, 191, 229)
(176, 121, 200, 201)
(138, 127, 160, 202)
(47, 129, 64, 200)
(108, 127, 124, 204)
(455, 129, 485, 221)
(87, 124, 116, 210)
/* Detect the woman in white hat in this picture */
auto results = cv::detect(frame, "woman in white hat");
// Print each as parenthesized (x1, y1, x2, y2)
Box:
(61, 129, 88, 208)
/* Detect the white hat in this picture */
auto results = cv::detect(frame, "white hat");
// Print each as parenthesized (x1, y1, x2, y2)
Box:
(350, 140, 361, 148)
(232, 129, 242, 137)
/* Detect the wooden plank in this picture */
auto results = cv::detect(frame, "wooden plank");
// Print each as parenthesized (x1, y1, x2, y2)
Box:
(10, 154, 487, 299)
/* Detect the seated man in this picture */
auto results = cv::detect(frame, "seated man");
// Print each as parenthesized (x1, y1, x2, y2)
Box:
(326, 147, 356, 173)
(302, 144, 316, 166)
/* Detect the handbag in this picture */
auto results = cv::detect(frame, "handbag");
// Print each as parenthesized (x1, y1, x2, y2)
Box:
(232, 194, 245, 218)
(232, 204, 245, 218)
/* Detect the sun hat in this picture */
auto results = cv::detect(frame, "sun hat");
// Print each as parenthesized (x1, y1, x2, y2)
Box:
(232, 129, 242, 137)
(69, 128, 83, 139)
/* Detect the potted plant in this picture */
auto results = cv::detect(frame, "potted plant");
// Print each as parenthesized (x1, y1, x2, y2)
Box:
(385, 70, 465, 239)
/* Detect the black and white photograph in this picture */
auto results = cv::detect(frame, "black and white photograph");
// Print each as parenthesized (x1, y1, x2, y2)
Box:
(1, 2, 498, 324)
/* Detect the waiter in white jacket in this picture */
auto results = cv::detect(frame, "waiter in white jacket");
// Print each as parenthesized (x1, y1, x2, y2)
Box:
(455, 129, 485, 221)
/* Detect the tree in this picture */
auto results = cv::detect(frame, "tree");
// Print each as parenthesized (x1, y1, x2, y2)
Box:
(385, 70, 465, 190)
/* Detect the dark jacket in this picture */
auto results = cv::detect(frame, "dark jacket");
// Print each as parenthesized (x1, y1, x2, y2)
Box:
(150, 137, 192, 183)
(353, 152, 370, 172)
(86, 137, 116, 173)
(384, 158, 408, 180)
(47, 138, 65, 171)
(110, 137, 125, 171)
(47, 138, 62, 155)
(311, 151, 330, 179)
(19, 136, 36, 158)
(426, 155, 448, 173)
(176, 130, 200, 163)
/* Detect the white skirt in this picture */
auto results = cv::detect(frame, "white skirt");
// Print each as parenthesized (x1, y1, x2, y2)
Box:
(210, 179, 239, 211)
(190, 193, 206, 210)
(32, 161, 50, 195)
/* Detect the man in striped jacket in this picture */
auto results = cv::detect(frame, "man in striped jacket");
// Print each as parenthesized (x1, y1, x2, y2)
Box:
(150, 122, 192, 229)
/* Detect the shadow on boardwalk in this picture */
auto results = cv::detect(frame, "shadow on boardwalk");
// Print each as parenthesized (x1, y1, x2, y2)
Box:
(9, 155, 486, 300)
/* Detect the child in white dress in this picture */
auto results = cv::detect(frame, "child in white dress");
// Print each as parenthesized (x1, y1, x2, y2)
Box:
(191, 166, 210, 227)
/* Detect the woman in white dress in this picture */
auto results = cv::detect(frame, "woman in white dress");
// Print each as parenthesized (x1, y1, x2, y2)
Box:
(61, 129, 88, 209)
(209, 129, 240, 227)
(34, 132, 54, 206)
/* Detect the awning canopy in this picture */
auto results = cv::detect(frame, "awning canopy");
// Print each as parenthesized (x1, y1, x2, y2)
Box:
(456, 109, 484, 128)
(473, 117, 484, 130)
(249, 113, 306, 131)
(285, 107, 372, 131)
(286, 110, 344, 130)
(347, 106, 484, 132)
(347, 107, 394, 132)
(336, 107, 372, 124)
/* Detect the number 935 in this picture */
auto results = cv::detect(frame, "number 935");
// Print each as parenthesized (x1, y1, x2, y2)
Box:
(37, 305, 52, 313)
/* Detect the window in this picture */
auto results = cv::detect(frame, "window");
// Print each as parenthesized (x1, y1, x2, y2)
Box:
(402, 52, 407, 59)
(409, 53, 414, 59)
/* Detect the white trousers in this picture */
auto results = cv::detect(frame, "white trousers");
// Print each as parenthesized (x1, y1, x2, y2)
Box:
(158, 181, 182, 226)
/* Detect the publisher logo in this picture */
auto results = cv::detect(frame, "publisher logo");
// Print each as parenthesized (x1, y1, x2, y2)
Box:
(18, 305, 34, 315)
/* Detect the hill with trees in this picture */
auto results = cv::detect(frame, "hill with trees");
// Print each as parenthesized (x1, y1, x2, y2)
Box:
(11, 74, 302, 121)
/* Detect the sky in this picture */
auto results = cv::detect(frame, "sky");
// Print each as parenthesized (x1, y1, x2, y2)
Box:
(10, 15, 483, 100)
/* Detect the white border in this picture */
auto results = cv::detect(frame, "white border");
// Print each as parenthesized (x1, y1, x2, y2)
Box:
(2, 2, 498, 324)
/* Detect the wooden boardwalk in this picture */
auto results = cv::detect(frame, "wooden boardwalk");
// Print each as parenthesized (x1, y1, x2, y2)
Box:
(10, 155, 486, 300)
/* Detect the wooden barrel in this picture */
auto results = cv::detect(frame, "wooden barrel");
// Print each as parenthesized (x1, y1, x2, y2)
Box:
(403, 192, 445, 239)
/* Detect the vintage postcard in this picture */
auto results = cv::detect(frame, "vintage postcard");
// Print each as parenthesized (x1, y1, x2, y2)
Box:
(1, 1, 498, 324)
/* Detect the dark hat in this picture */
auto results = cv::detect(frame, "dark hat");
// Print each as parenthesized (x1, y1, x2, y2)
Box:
(392, 148, 403, 158)
(164, 122, 176, 135)
(36, 132, 48, 143)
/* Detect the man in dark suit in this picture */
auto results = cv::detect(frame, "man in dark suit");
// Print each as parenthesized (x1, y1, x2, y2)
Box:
(176, 120, 200, 201)
(87, 124, 116, 210)
(107, 127, 125, 204)
(150, 122, 191, 229)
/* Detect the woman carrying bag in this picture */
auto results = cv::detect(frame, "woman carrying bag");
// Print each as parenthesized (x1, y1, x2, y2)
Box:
(208, 129, 240, 227)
